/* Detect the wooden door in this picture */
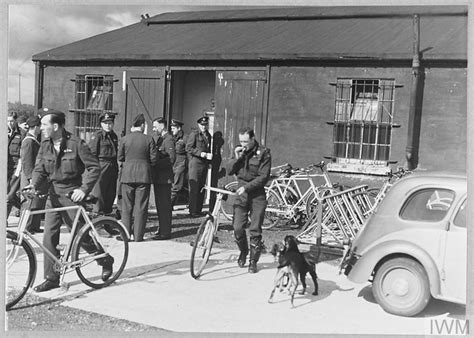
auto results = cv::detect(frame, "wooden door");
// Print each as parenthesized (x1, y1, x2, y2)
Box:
(124, 69, 166, 135)
(214, 70, 268, 170)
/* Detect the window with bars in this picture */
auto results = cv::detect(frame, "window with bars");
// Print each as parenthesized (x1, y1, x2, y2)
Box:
(71, 74, 114, 142)
(330, 78, 397, 167)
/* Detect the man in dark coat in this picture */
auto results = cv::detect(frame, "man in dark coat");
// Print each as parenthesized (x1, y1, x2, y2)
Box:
(170, 119, 187, 207)
(118, 114, 157, 242)
(19, 115, 45, 233)
(7, 111, 22, 217)
(89, 112, 119, 215)
(26, 108, 109, 292)
(150, 117, 175, 240)
(186, 116, 212, 217)
(227, 127, 271, 273)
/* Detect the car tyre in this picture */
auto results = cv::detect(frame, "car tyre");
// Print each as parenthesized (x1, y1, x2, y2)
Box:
(372, 257, 431, 317)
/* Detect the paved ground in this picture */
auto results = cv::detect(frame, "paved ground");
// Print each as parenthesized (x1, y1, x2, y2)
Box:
(6, 214, 466, 335)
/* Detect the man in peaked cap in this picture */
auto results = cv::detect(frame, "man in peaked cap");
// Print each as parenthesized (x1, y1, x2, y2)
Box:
(118, 113, 157, 241)
(185, 116, 212, 217)
(19, 114, 45, 233)
(89, 112, 119, 215)
(150, 117, 175, 240)
(25, 107, 114, 292)
(170, 119, 188, 208)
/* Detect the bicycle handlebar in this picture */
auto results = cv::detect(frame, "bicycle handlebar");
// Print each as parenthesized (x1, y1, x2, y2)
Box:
(204, 185, 237, 196)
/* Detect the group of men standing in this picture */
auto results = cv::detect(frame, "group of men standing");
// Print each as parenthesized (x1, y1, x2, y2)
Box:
(7, 107, 273, 292)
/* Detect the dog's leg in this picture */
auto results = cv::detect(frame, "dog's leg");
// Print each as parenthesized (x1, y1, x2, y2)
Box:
(299, 272, 307, 295)
(269, 268, 284, 303)
(309, 268, 319, 296)
(289, 271, 298, 308)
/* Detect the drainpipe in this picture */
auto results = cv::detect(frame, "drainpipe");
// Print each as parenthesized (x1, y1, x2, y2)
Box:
(34, 61, 44, 109)
(405, 14, 420, 170)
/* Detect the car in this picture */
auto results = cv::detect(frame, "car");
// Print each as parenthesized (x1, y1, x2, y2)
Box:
(341, 171, 466, 317)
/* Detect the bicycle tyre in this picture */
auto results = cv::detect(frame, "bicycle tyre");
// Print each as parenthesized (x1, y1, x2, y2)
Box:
(262, 188, 286, 230)
(6, 230, 37, 310)
(72, 217, 129, 289)
(220, 181, 238, 221)
(190, 218, 215, 279)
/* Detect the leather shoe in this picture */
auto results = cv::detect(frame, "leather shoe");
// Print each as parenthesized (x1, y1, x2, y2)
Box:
(99, 255, 114, 281)
(27, 228, 43, 234)
(33, 279, 60, 292)
(189, 212, 206, 218)
(151, 233, 171, 240)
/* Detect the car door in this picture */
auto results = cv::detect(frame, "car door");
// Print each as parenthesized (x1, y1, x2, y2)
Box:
(440, 197, 466, 303)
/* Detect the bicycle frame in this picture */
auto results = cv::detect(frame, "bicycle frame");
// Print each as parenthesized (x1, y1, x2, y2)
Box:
(11, 197, 125, 285)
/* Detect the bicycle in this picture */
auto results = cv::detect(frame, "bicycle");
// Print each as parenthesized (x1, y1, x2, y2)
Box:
(262, 162, 338, 230)
(6, 190, 130, 310)
(190, 184, 236, 279)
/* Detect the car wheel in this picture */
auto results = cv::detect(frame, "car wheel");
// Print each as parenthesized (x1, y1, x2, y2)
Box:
(372, 257, 431, 317)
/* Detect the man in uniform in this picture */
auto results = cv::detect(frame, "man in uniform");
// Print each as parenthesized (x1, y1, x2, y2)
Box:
(118, 114, 157, 242)
(7, 111, 22, 217)
(89, 113, 119, 215)
(170, 119, 187, 208)
(150, 117, 174, 240)
(26, 108, 112, 292)
(20, 115, 45, 233)
(186, 116, 212, 217)
(227, 127, 271, 273)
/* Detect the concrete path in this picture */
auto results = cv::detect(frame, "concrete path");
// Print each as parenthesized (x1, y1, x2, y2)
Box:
(14, 232, 466, 335)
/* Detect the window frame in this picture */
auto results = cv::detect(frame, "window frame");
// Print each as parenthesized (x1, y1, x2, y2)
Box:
(69, 74, 115, 142)
(328, 77, 398, 175)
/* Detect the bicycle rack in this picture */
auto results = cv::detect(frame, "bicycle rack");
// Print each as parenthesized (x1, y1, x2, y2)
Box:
(297, 185, 373, 247)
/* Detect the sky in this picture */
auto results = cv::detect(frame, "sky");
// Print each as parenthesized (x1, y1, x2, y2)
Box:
(6, 3, 252, 105)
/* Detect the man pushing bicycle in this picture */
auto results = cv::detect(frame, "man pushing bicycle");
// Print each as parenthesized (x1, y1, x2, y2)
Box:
(227, 127, 271, 273)
(24, 108, 113, 292)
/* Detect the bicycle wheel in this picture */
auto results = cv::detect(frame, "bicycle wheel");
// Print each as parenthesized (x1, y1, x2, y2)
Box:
(262, 188, 286, 230)
(72, 217, 129, 289)
(6, 230, 37, 310)
(190, 217, 215, 279)
(220, 181, 238, 221)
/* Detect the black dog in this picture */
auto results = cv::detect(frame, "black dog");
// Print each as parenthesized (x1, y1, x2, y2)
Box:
(268, 235, 318, 307)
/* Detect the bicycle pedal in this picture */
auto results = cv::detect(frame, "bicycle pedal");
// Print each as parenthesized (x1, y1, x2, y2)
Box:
(59, 283, 70, 292)
(213, 237, 220, 243)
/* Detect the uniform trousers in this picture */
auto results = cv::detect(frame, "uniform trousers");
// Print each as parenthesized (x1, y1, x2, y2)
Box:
(43, 184, 97, 282)
(92, 160, 118, 214)
(153, 183, 172, 238)
(233, 189, 267, 239)
(188, 158, 208, 214)
(171, 158, 187, 203)
(121, 183, 150, 242)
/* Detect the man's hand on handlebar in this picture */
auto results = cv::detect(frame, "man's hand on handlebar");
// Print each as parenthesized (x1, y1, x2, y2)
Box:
(70, 189, 86, 202)
(236, 186, 245, 195)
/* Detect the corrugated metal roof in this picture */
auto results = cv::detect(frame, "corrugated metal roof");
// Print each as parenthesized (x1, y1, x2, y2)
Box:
(32, 6, 467, 62)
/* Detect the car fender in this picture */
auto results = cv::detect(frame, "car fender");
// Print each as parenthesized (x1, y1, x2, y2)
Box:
(348, 239, 441, 297)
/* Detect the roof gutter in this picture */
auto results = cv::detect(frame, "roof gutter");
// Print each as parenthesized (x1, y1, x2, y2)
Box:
(141, 11, 466, 25)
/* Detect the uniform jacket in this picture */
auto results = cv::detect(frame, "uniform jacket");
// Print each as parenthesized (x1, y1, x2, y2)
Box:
(118, 131, 157, 184)
(88, 129, 119, 161)
(227, 141, 271, 193)
(186, 129, 212, 163)
(20, 134, 41, 181)
(31, 131, 101, 194)
(173, 130, 188, 163)
(153, 132, 175, 184)
(8, 126, 22, 174)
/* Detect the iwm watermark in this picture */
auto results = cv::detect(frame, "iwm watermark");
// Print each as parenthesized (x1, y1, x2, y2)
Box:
(427, 318, 469, 335)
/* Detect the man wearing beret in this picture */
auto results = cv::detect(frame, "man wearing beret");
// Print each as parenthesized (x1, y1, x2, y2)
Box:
(150, 117, 175, 240)
(89, 113, 119, 216)
(186, 116, 212, 217)
(7, 111, 23, 218)
(19, 115, 45, 233)
(26, 108, 111, 292)
(169, 119, 187, 208)
(227, 127, 271, 273)
(118, 114, 157, 241)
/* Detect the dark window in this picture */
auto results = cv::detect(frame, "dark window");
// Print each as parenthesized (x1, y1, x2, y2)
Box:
(400, 188, 455, 222)
(72, 74, 114, 142)
(332, 78, 396, 164)
(453, 199, 466, 228)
